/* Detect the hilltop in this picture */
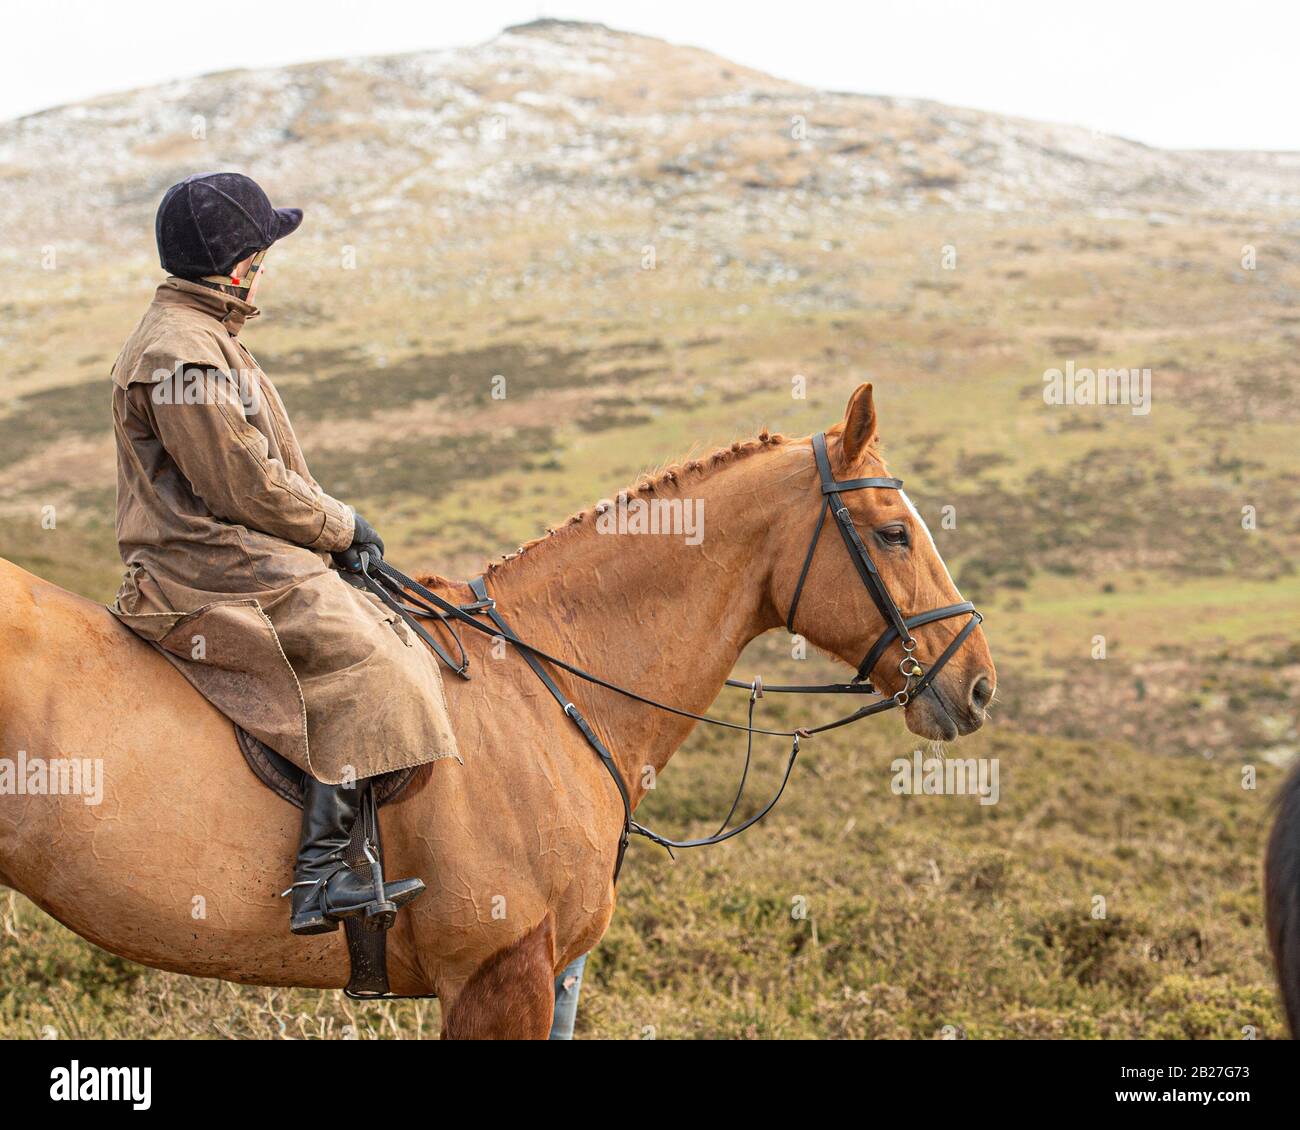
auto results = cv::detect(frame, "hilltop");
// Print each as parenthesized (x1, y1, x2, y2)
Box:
(2, 18, 1298, 274)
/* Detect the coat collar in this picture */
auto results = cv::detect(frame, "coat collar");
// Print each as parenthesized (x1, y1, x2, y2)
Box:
(156, 276, 260, 335)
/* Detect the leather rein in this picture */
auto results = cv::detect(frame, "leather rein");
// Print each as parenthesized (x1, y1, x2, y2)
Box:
(347, 432, 982, 882)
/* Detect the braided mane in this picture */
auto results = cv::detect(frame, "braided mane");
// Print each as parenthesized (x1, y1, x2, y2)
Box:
(486, 428, 789, 572)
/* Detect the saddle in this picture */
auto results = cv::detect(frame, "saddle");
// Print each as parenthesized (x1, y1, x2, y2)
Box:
(236, 727, 417, 809)
(235, 728, 422, 999)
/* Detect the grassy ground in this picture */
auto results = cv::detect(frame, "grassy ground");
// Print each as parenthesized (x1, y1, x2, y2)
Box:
(1, 202, 1296, 1038)
(1, 717, 1283, 1039)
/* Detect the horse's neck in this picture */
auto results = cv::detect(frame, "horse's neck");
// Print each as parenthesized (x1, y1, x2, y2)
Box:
(487, 454, 784, 801)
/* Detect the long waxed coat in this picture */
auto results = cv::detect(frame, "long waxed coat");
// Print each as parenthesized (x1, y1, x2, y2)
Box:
(108, 278, 459, 784)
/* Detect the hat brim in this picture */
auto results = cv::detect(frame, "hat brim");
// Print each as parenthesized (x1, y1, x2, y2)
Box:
(272, 207, 303, 241)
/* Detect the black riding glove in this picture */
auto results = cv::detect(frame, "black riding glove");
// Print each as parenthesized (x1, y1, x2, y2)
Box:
(332, 512, 385, 574)
(351, 512, 385, 560)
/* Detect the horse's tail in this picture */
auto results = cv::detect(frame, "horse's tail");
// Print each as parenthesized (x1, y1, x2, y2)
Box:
(1265, 758, 1300, 1038)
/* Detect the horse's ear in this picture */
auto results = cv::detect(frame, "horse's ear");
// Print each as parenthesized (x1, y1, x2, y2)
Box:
(841, 383, 878, 465)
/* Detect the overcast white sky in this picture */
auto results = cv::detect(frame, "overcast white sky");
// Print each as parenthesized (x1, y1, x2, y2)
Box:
(3, 0, 1296, 150)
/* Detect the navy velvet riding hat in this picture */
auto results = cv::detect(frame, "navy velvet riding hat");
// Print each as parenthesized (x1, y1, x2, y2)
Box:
(155, 172, 303, 279)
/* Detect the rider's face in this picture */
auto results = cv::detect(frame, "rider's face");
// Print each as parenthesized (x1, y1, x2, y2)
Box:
(230, 253, 265, 302)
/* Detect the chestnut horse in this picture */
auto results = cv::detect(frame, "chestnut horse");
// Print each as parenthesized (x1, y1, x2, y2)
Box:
(0, 384, 994, 1038)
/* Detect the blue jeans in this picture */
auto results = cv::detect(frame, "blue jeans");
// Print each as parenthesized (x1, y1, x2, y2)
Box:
(548, 953, 588, 1040)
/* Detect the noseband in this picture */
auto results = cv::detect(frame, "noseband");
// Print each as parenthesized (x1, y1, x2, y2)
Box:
(348, 431, 984, 882)
(785, 432, 982, 706)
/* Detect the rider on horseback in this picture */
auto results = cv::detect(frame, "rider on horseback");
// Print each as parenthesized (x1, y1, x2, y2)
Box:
(109, 173, 459, 935)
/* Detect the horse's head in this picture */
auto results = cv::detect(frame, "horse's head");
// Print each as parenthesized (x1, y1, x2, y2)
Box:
(770, 383, 996, 741)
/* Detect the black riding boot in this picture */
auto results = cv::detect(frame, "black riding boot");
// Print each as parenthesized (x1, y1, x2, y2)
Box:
(288, 776, 425, 936)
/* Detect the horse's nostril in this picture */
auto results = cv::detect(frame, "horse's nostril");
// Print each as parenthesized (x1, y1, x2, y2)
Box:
(969, 675, 994, 713)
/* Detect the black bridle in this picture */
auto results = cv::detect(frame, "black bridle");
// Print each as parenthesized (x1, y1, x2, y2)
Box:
(349, 431, 983, 882)
(785, 432, 981, 701)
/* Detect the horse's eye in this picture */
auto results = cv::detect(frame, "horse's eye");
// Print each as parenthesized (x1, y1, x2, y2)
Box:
(876, 525, 909, 548)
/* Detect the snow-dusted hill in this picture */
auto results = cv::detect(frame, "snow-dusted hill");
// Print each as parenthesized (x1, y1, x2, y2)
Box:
(2, 18, 1297, 272)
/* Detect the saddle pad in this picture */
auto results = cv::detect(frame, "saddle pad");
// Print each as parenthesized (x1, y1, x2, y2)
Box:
(235, 727, 416, 809)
